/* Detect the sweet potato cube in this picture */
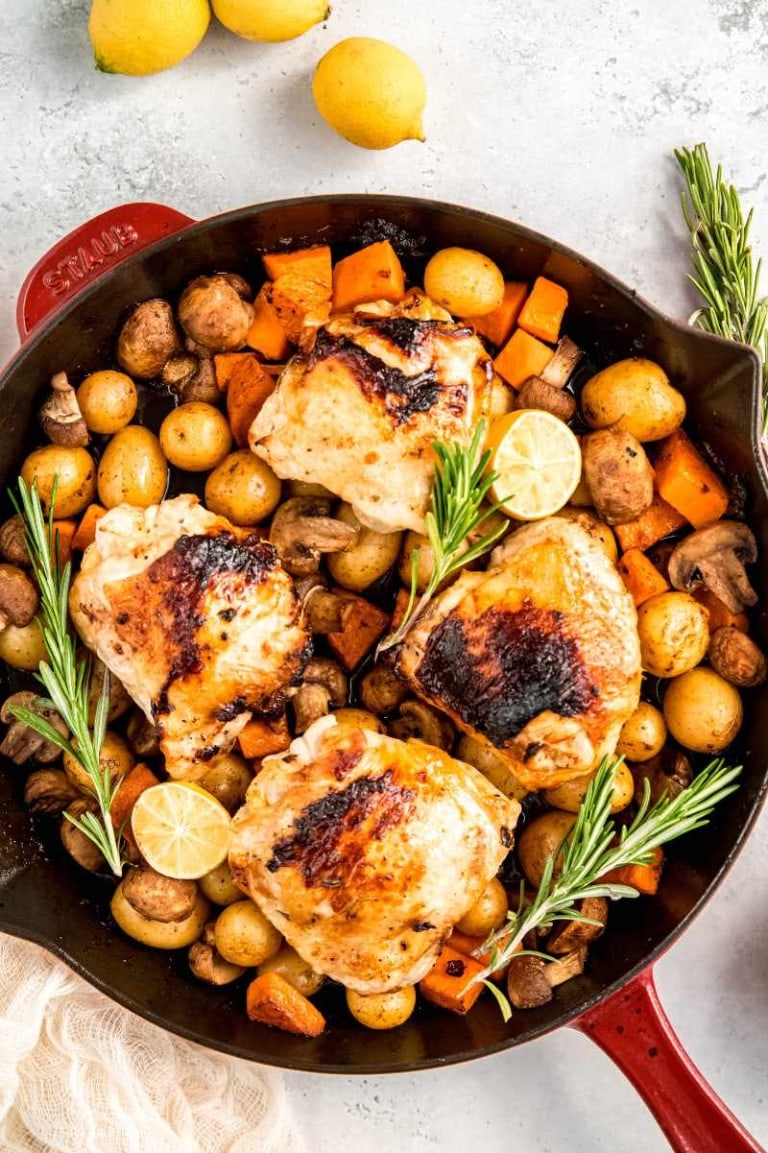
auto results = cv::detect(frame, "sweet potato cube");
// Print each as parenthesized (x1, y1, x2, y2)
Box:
(418, 943, 485, 1014)
(327, 591, 390, 670)
(225, 356, 277, 447)
(617, 549, 669, 606)
(601, 847, 664, 895)
(238, 713, 291, 760)
(332, 241, 405, 311)
(518, 276, 569, 344)
(72, 504, 107, 552)
(653, 429, 729, 528)
(469, 281, 528, 347)
(614, 494, 688, 553)
(266, 273, 331, 342)
(247, 286, 291, 360)
(493, 328, 553, 389)
(262, 245, 332, 289)
(246, 972, 326, 1037)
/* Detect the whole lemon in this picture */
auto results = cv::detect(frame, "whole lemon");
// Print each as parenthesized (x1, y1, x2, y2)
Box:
(312, 37, 426, 150)
(213, 0, 329, 41)
(88, 0, 211, 76)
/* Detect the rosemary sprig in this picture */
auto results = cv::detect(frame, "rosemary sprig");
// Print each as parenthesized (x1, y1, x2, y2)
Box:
(468, 754, 741, 1020)
(378, 419, 509, 652)
(8, 478, 123, 874)
(676, 143, 768, 432)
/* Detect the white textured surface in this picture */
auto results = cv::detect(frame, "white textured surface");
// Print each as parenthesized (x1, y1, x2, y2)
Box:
(1, 0, 767, 1149)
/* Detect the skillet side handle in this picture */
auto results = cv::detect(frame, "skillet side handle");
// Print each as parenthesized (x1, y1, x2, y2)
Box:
(16, 202, 195, 341)
(572, 968, 764, 1153)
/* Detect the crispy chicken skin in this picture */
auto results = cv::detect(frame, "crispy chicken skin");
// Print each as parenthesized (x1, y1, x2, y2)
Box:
(229, 716, 519, 993)
(249, 291, 493, 533)
(69, 495, 308, 780)
(393, 518, 642, 791)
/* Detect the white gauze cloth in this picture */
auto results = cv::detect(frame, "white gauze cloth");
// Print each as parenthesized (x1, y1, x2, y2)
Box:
(0, 933, 301, 1153)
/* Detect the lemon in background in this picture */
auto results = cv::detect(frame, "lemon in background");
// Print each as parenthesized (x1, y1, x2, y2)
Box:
(213, 0, 329, 41)
(312, 37, 426, 149)
(89, 0, 211, 75)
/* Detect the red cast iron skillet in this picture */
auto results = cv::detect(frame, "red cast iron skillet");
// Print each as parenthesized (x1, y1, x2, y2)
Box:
(1, 197, 767, 1153)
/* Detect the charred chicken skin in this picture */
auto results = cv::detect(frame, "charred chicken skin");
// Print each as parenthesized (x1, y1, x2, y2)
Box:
(249, 291, 493, 533)
(229, 716, 519, 993)
(70, 495, 309, 780)
(393, 518, 642, 791)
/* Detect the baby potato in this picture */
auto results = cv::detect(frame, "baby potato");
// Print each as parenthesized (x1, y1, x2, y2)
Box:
(111, 883, 209, 949)
(159, 402, 232, 472)
(0, 619, 46, 670)
(63, 729, 134, 795)
(327, 503, 402, 591)
(258, 946, 326, 997)
(97, 426, 168, 509)
(332, 707, 385, 734)
(455, 734, 529, 800)
(214, 899, 282, 967)
(200, 752, 252, 814)
(399, 531, 435, 593)
(663, 667, 743, 753)
(544, 761, 634, 815)
(21, 445, 96, 517)
(77, 370, 137, 434)
(637, 591, 709, 678)
(424, 247, 505, 317)
(581, 428, 654, 526)
(455, 877, 508, 937)
(517, 811, 576, 889)
(556, 506, 618, 564)
(616, 702, 667, 762)
(199, 860, 243, 906)
(285, 480, 334, 499)
(204, 451, 281, 525)
(581, 358, 686, 443)
(346, 985, 416, 1030)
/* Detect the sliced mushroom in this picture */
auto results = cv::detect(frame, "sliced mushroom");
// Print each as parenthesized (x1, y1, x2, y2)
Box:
(1, 691, 68, 764)
(292, 682, 332, 734)
(544, 945, 588, 988)
(122, 866, 198, 923)
(302, 585, 353, 633)
(269, 497, 359, 576)
(708, 625, 767, 687)
(667, 522, 758, 614)
(161, 353, 219, 404)
(0, 565, 39, 628)
(39, 372, 89, 447)
(516, 378, 576, 422)
(61, 799, 105, 871)
(506, 954, 552, 1009)
(188, 940, 246, 985)
(358, 664, 409, 716)
(546, 897, 608, 954)
(303, 657, 348, 707)
(631, 745, 692, 807)
(540, 336, 583, 388)
(387, 699, 454, 750)
(0, 516, 29, 567)
(23, 769, 79, 814)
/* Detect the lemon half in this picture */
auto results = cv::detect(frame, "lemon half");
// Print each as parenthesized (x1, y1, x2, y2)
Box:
(486, 410, 582, 521)
(131, 781, 232, 879)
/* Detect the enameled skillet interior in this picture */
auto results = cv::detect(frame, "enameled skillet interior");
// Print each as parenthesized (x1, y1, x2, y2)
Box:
(0, 196, 766, 1072)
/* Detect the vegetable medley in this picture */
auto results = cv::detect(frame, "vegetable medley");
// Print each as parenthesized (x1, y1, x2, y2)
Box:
(0, 234, 760, 1037)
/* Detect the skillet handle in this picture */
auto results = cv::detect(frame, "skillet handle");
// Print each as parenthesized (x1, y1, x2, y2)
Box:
(16, 202, 194, 342)
(572, 967, 764, 1153)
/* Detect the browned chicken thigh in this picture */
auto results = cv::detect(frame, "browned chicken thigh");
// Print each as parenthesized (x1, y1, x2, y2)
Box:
(393, 518, 642, 791)
(229, 716, 519, 993)
(249, 291, 493, 533)
(70, 495, 308, 780)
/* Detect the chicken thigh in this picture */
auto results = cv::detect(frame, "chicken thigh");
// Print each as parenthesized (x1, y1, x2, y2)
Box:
(249, 291, 493, 533)
(70, 495, 308, 780)
(229, 715, 519, 993)
(393, 518, 642, 791)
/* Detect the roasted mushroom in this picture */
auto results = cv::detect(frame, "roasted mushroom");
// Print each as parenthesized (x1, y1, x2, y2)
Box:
(539, 336, 583, 388)
(358, 664, 409, 716)
(0, 565, 39, 629)
(299, 579, 353, 633)
(269, 497, 359, 576)
(61, 799, 105, 871)
(506, 954, 552, 1009)
(708, 626, 767, 688)
(39, 372, 89, 447)
(630, 744, 693, 807)
(546, 897, 608, 954)
(386, 699, 454, 750)
(23, 769, 79, 814)
(303, 657, 348, 707)
(1, 691, 67, 764)
(0, 516, 28, 567)
(161, 353, 219, 404)
(218, 271, 253, 301)
(117, 299, 181, 379)
(581, 427, 654, 525)
(188, 939, 246, 985)
(667, 522, 758, 614)
(291, 682, 332, 733)
(516, 378, 576, 422)
(177, 275, 254, 352)
(122, 866, 198, 923)
(126, 709, 161, 758)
